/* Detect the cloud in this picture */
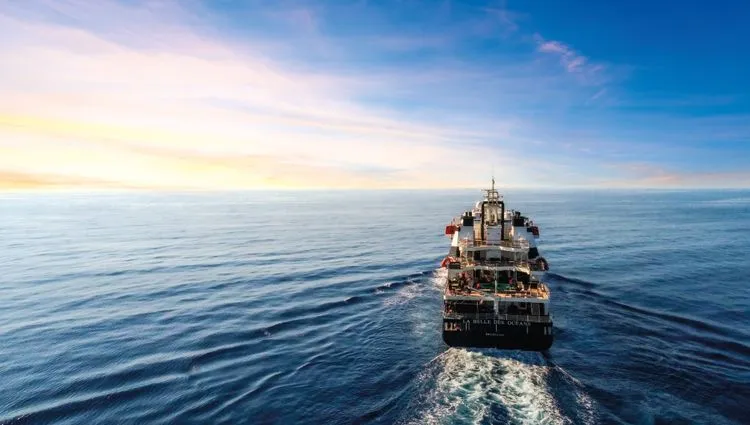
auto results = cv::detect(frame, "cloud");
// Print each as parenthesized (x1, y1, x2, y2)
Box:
(605, 171, 750, 189)
(589, 88, 608, 102)
(2, 119, 502, 190)
(1, 1, 744, 190)
(537, 40, 568, 55)
(2, 0, 600, 190)
(534, 34, 607, 85)
(596, 162, 750, 188)
(0, 2, 512, 187)
(537, 39, 587, 72)
(0, 169, 128, 190)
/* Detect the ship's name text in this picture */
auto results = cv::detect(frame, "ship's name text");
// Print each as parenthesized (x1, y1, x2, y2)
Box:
(469, 319, 530, 326)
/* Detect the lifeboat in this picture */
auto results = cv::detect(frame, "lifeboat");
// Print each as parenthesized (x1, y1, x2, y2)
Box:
(445, 224, 457, 236)
(440, 256, 457, 268)
(535, 257, 549, 272)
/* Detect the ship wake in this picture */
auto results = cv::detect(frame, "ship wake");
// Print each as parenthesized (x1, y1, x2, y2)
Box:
(403, 349, 575, 425)
(381, 267, 445, 307)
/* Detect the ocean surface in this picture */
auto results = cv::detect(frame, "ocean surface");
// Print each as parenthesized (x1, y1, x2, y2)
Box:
(1, 189, 749, 425)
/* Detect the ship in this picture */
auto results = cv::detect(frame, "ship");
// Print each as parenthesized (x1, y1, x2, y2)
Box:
(441, 179, 553, 351)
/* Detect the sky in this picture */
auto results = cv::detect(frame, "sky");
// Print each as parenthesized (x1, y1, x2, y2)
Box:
(1, 0, 749, 190)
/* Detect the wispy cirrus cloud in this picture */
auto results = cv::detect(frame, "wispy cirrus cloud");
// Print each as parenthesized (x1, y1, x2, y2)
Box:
(589, 88, 608, 102)
(534, 34, 607, 86)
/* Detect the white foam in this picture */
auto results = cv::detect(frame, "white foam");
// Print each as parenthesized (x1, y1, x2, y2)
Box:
(383, 268, 444, 307)
(432, 268, 447, 290)
(407, 349, 570, 425)
(575, 390, 596, 425)
(382, 283, 421, 306)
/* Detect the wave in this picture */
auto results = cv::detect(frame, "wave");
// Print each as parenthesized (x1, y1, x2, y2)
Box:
(25, 259, 264, 286)
(1, 375, 181, 425)
(375, 274, 423, 294)
(700, 197, 750, 206)
(548, 272, 747, 347)
(546, 273, 596, 289)
(381, 269, 440, 307)
(273, 295, 368, 320)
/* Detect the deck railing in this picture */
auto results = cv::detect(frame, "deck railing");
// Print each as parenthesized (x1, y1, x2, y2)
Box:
(459, 238, 529, 250)
(462, 259, 531, 268)
(455, 259, 547, 274)
(445, 283, 549, 295)
(442, 312, 552, 323)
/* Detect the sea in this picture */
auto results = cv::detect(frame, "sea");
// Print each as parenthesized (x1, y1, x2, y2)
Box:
(1, 189, 749, 425)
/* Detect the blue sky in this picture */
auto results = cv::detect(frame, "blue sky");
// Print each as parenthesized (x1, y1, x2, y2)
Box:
(0, 0, 748, 189)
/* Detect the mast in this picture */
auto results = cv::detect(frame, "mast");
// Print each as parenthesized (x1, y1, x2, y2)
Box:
(481, 177, 504, 243)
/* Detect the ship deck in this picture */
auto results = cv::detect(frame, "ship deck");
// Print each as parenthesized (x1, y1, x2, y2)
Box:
(444, 284, 549, 301)
(458, 238, 530, 252)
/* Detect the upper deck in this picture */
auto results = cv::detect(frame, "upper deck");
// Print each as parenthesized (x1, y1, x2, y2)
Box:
(443, 282, 550, 302)
(459, 237, 530, 251)
(451, 232, 530, 255)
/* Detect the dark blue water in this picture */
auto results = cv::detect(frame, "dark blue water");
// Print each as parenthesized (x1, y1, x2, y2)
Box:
(1, 190, 749, 425)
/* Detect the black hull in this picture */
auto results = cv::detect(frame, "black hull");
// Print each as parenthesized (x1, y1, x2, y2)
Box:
(443, 317, 553, 351)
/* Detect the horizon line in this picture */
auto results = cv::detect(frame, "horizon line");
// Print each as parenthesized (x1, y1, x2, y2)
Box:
(2, 186, 749, 194)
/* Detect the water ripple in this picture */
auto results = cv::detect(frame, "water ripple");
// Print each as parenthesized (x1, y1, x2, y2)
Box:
(2, 190, 749, 425)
